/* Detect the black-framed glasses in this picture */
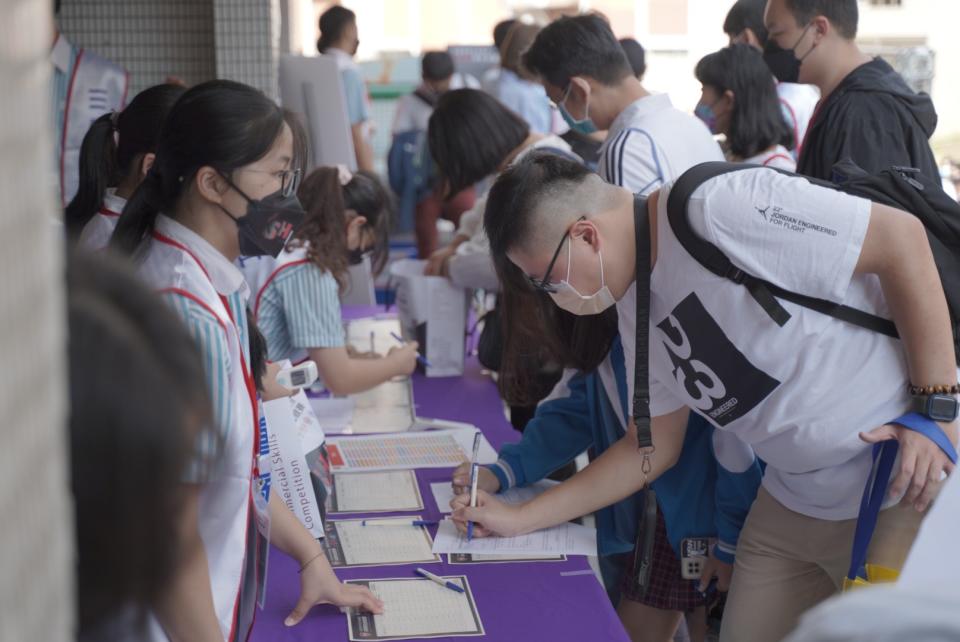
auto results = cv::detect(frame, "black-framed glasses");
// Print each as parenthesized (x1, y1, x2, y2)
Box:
(236, 167, 302, 197)
(528, 216, 586, 293)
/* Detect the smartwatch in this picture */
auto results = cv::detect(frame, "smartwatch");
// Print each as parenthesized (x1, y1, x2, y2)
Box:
(912, 393, 960, 422)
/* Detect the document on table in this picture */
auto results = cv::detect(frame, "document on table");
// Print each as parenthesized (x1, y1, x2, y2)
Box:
(325, 429, 496, 472)
(346, 577, 484, 641)
(321, 516, 440, 567)
(330, 471, 423, 513)
(431, 518, 597, 557)
(431, 479, 559, 514)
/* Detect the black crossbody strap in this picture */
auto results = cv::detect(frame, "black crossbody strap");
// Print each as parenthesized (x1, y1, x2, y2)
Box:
(633, 196, 653, 450)
(666, 161, 899, 339)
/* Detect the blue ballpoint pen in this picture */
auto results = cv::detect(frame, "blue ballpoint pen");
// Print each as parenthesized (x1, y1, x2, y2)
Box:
(466, 432, 481, 541)
(390, 331, 433, 368)
(415, 567, 465, 593)
(361, 519, 438, 527)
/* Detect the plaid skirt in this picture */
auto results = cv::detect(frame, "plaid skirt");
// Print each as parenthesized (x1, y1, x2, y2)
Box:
(620, 506, 707, 612)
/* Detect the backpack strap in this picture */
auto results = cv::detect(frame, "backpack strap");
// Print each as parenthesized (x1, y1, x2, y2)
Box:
(633, 195, 653, 452)
(666, 161, 899, 339)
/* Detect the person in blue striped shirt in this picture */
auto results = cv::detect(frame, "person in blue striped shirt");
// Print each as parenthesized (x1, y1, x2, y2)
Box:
(242, 166, 418, 395)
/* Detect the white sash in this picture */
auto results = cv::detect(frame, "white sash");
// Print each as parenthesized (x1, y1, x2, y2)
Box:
(140, 235, 256, 641)
(61, 46, 127, 205)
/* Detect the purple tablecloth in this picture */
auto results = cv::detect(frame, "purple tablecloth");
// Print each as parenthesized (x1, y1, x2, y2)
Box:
(249, 308, 628, 642)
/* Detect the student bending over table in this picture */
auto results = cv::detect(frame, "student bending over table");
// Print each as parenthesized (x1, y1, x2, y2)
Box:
(455, 152, 957, 642)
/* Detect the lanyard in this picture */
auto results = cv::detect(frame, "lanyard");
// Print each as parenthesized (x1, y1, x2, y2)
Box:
(152, 231, 261, 474)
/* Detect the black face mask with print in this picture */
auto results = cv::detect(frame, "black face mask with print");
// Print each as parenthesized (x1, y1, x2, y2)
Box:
(219, 179, 306, 258)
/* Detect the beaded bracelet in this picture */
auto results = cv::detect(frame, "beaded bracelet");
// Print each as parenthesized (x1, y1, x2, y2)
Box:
(908, 382, 960, 396)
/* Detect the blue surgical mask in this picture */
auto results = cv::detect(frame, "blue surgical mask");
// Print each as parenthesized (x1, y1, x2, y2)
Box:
(694, 101, 719, 134)
(559, 83, 598, 135)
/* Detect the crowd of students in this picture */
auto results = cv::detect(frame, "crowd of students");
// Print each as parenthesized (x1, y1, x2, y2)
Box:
(60, 1, 958, 641)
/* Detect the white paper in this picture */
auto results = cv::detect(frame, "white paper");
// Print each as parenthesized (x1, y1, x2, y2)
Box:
(898, 469, 960, 590)
(390, 259, 468, 377)
(346, 577, 484, 640)
(325, 429, 496, 472)
(263, 398, 324, 538)
(331, 471, 423, 513)
(323, 516, 439, 567)
(289, 389, 327, 454)
(431, 480, 559, 514)
(307, 396, 354, 433)
(431, 518, 597, 557)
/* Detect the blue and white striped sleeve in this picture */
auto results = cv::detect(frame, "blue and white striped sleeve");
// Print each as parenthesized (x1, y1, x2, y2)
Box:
(601, 128, 665, 196)
(273, 263, 345, 350)
(164, 292, 232, 483)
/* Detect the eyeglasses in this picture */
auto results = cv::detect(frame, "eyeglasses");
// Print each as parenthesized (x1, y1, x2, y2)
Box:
(528, 216, 586, 293)
(238, 167, 302, 197)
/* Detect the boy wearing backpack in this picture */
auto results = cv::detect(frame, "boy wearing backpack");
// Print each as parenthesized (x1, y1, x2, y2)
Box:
(458, 152, 958, 642)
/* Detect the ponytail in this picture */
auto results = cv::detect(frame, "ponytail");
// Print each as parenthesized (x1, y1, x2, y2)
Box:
(109, 169, 165, 257)
(317, 5, 356, 54)
(65, 113, 118, 239)
(293, 167, 351, 289)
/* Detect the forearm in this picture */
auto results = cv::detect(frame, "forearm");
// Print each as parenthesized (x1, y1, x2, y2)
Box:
(156, 488, 223, 642)
(516, 408, 689, 533)
(351, 125, 374, 172)
(309, 346, 398, 396)
(269, 491, 324, 565)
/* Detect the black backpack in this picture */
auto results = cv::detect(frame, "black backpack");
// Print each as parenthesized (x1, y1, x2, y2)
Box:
(664, 160, 960, 363)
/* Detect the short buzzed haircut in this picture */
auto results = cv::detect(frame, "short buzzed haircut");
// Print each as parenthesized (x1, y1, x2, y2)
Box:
(723, 0, 769, 45)
(484, 151, 621, 259)
(522, 14, 633, 89)
(785, 0, 858, 40)
(421, 51, 454, 81)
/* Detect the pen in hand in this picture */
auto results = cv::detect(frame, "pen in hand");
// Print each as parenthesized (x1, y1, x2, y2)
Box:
(390, 331, 433, 369)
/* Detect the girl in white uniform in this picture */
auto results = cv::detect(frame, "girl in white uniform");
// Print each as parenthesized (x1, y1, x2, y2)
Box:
(110, 80, 381, 641)
(66, 83, 185, 248)
(241, 165, 418, 395)
(694, 44, 797, 172)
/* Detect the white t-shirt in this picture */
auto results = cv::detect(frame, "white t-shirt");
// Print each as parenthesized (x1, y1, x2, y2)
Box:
(619, 167, 913, 520)
(777, 82, 820, 156)
(598, 93, 724, 195)
(391, 90, 434, 135)
(742, 145, 796, 171)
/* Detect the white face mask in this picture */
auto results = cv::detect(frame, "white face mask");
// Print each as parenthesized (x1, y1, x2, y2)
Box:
(548, 240, 617, 315)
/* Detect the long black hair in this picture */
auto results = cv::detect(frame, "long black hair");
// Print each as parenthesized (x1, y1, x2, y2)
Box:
(427, 89, 529, 198)
(67, 250, 214, 636)
(65, 83, 185, 240)
(317, 5, 356, 53)
(695, 44, 794, 158)
(110, 80, 287, 256)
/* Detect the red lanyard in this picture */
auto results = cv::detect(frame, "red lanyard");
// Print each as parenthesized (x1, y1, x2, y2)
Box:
(152, 231, 261, 470)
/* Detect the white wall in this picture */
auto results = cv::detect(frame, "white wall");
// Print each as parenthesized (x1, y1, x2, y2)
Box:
(0, 1, 74, 641)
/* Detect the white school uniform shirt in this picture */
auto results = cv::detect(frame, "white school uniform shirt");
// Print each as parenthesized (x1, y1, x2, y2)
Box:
(598, 93, 724, 196)
(777, 82, 820, 158)
(449, 135, 579, 291)
(618, 167, 921, 521)
(392, 89, 434, 135)
(741, 145, 796, 171)
(139, 215, 261, 640)
(78, 188, 126, 250)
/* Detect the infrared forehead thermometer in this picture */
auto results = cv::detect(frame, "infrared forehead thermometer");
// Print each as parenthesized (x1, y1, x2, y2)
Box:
(276, 361, 318, 389)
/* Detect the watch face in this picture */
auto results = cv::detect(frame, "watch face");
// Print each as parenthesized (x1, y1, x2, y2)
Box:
(928, 395, 960, 421)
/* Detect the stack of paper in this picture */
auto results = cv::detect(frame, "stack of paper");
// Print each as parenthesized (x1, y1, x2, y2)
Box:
(431, 519, 597, 557)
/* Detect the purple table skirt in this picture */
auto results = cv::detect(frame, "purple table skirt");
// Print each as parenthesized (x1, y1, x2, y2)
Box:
(249, 308, 628, 642)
